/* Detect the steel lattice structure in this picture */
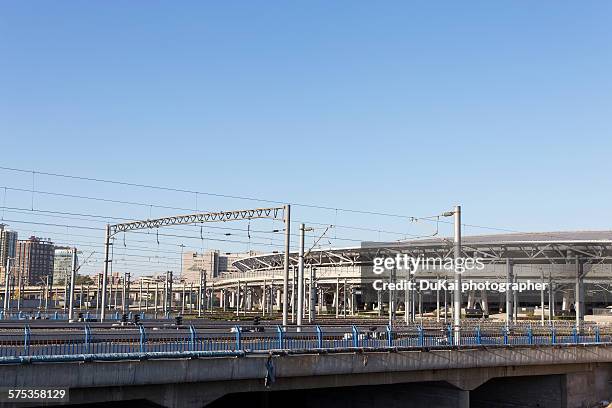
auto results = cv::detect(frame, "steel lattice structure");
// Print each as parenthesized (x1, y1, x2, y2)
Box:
(109, 207, 284, 237)
(232, 231, 612, 273)
(100, 206, 289, 322)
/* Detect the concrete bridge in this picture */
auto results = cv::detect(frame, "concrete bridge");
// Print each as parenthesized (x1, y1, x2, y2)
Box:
(1, 343, 611, 408)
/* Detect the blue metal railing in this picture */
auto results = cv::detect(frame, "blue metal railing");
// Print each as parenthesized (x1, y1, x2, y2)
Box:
(0, 311, 160, 321)
(0, 324, 610, 361)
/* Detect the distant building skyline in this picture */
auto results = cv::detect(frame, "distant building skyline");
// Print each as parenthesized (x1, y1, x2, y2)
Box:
(15, 236, 54, 286)
(181, 250, 258, 283)
(0, 224, 17, 282)
(52, 247, 77, 285)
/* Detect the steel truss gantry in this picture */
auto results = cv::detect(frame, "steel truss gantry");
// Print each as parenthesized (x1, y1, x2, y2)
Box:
(100, 206, 290, 322)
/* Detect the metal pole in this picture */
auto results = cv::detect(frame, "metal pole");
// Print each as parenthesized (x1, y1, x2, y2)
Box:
(548, 273, 553, 322)
(297, 223, 305, 328)
(3, 258, 11, 314)
(388, 268, 393, 327)
(540, 269, 545, 326)
(202, 270, 207, 311)
(418, 290, 423, 324)
(198, 269, 203, 317)
(163, 275, 168, 315)
(79, 284, 84, 310)
(124, 272, 130, 314)
(139, 279, 143, 312)
(121, 274, 127, 315)
(210, 282, 214, 309)
(154, 280, 159, 319)
(189, 282, 193, 313)
(44, 276, 49, 312)
(576, 257, 583, 331)
(404, 269, 410, 325)
(181, 280, 186, 315)
(95, 275, 100, 314)
(68, 247, 77, 321)
(63, 280, 68, 311)
(290, 266, 296, 323)
(236, 280, 240, 316)
(443, 277, 447, 324)
(167, 271, 173, 315)
(145, 282, 150, 312)
(436, 275, 440, 322)
(513, 275, 518, 321)
(335, 276, 339, 319)
(310, 267, 316, 323)
(453, 205, 461, 345)
(100, 224, 111, 321)
(377, 287, 382, 316)
(282, 204, 291, 327)
(411, 277, 416, 323)
(343, 278, 347, 318)
(505, 258, 513, 327)
(262, 280, 266, 316)
(17, 275, 22, 312)
(244, 281, 249, 312)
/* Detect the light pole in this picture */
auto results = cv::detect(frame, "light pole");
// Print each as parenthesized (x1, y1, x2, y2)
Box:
(3, 258, 11, 316)
(297, 223, 313, 329)
(282, 205, 291, 327)
(443, 205, 461, 345)
(68, 248, 77, 321)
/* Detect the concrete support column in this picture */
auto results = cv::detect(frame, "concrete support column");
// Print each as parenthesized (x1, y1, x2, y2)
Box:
(244, 282, 249, 311)
(343, 278, 347, 318)
(562, 293, 573, 311)
(261, 282, 266, 315)
(458, 390, 470, 408)
(480, 290, 488, 315)
(548, 276, 554, 321)
(466, 290, 475, 309)
(235, 282, 240, 315)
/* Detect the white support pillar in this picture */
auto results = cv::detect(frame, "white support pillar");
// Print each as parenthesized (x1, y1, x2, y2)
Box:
(452, 205, 461, 344)
(575, 257, 584, 331)
(296, 224, 305, 329)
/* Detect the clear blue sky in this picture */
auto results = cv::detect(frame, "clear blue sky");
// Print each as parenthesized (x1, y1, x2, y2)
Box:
(1, 1, 612, 268)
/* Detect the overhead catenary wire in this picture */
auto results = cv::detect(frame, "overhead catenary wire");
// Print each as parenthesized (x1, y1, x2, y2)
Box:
(0, 165, 569, 238)
(0, 166, 450, 220)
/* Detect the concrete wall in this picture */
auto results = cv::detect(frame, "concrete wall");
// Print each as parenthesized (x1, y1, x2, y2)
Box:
(1, 345, 611, 407)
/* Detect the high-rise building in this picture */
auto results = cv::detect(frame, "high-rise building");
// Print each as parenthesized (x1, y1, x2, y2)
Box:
(0, 224, 18, 282)
(15, 236, 54, 286)
(181, 250, 257, 283)
(52, 247, 78, 285)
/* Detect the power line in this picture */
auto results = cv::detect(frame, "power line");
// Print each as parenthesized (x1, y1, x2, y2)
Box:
(1, 165, 560, 239)
(0, 165, 443, 220)
(0, 205, 409, 244)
